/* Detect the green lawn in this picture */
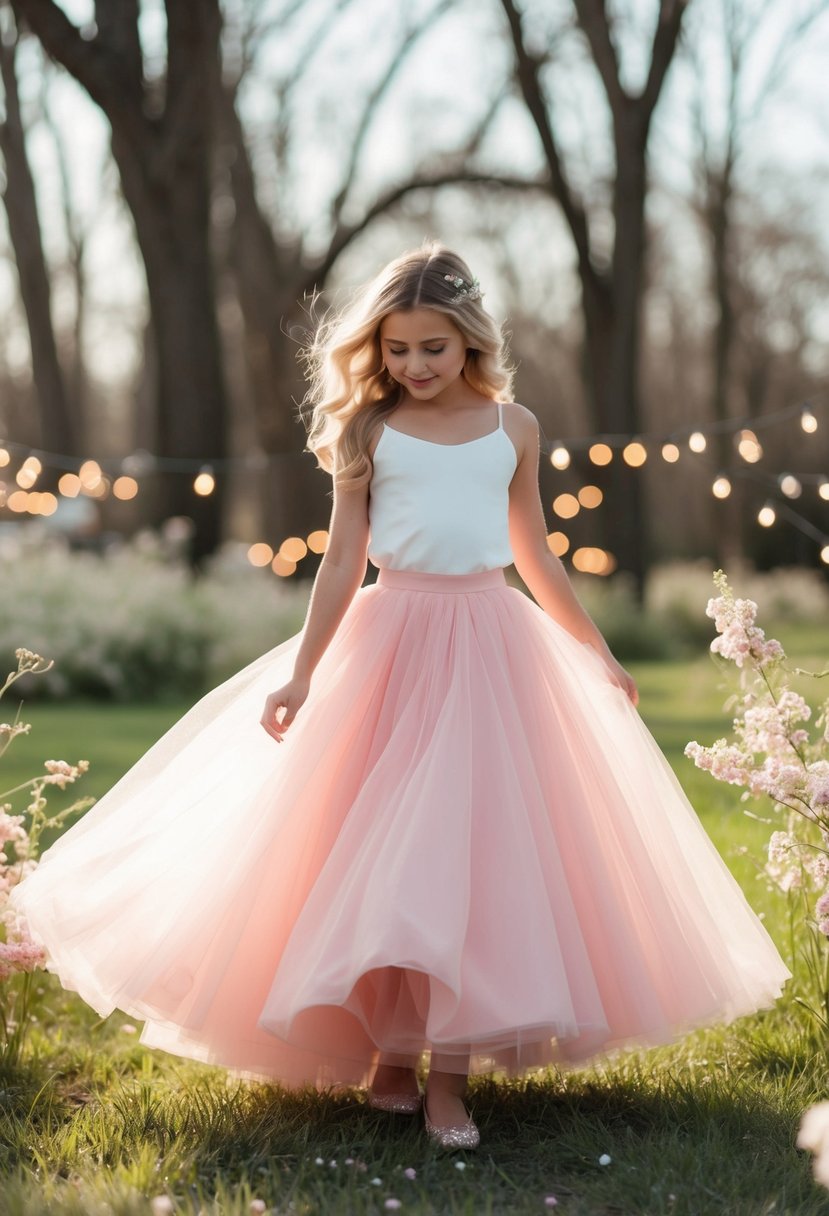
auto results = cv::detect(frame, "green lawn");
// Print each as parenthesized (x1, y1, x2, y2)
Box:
(2, 639, 829, 1214)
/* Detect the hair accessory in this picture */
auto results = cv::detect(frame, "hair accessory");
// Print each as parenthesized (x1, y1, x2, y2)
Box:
(444, 273, 483, 304)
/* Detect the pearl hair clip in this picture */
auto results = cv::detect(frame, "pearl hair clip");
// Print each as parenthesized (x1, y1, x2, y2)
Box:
(444, 273, 483, 303)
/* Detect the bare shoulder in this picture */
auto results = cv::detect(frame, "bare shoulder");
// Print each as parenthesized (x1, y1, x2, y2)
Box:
(501, 401, 539, 461)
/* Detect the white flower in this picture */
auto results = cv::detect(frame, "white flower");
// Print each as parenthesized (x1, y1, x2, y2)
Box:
(598, 1153, 612, 1166)
(798, 1102, 829, 1187)
(150, 1199, 175, 1216)
(454, 1161, 466, 1170)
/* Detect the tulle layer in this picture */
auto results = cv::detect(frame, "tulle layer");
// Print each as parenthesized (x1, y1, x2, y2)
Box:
(11, 566, 790, 1087)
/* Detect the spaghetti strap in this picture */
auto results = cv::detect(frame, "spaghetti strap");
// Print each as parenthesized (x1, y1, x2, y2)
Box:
(497, 401, 503, 430)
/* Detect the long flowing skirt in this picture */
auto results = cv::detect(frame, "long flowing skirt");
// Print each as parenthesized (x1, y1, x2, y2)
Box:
(10, 566, 790, 1087)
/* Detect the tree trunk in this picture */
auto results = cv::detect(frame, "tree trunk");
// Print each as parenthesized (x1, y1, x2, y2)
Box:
(0, 27, 77, 467)
(12, 0, 229, 562)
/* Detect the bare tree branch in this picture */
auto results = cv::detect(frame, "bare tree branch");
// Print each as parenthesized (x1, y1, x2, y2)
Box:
(313, 169, 550, 286)
(499, 0, 597, 288)
(329, 0, 455, 227)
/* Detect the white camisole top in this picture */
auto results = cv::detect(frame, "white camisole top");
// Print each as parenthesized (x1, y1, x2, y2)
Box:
(367, 400, 518, 575)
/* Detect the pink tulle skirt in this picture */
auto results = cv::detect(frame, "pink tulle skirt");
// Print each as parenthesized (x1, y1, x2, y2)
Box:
(11, 566, 790, 1087)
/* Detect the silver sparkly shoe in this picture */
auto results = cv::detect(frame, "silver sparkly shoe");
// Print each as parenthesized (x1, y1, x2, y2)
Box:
(367, 1089, 423, 1114)
(423, 1091, 480, 1149)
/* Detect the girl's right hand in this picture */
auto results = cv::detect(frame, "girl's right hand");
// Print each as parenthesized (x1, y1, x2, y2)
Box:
(260, 677, 310, 743)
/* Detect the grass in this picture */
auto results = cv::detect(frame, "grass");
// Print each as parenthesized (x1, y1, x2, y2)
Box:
(1, 622, 828, 1214)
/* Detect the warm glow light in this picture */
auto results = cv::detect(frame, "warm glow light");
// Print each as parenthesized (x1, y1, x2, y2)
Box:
(280, 536, 308, 562)
(801, 407, 818, 433)
(7, 490, 28, 512)
(688, 431, 707, 453)
(247, 542, 274, 567)
(712, 476, 732, 499)
(588, 443, 613, 466)
(819, 480, 829, 502)
(88, 476, 111, 499)
(15, 467, 37, 489)
(758, 505, 776, 527)
(113, 476, 139, 501)
(40, 492, 58, 516)
(552, 493, 580, 519)
(661, 443, 680, 463)
(193, 469, 215, 496)
(821, 544, 829, 565)
(79, 459, 102, 490)
(546, 531, 569, 556)
(550, 446, 571, 470)
(58, 472, 81, 497)
(272, 554, 297, 577)
(577, 485, 603, 509)
(307, 529, 329, 554)
(572, 547, 616, 575)
(779, 474, 802, 499)
(622, 441, 647, 467)
(737, 429, 763, 463)
(0, 448, 9, 467)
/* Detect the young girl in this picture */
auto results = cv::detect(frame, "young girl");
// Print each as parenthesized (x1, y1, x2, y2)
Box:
(11, 241, 790, 1151)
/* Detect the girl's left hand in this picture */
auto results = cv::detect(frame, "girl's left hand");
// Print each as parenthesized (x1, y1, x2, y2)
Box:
(604, 656, 639, 707)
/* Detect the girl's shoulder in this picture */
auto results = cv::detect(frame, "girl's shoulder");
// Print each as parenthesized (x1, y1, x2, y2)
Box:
(501, 401, 539, 451)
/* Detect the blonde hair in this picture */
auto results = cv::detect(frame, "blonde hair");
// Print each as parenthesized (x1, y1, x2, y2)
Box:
(298, 239, 515, 490)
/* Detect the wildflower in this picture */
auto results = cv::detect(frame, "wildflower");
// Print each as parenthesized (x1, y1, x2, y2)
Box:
(545, 1199, 559, 1209)
(121, 1023, 138, 1034)
(384, 1202, 402, 1211)
(314, 1157, 324, 1165)
(798, 1102, 829, 1188)
(403, 1167, 417, 1180)
(250, 1202, 267, 1215)
(598, 1153, 612, 1166)
(150, 1198, 175, 1216)
(454, 1161, 466, 1170)
(371, 1177, 383, 1186)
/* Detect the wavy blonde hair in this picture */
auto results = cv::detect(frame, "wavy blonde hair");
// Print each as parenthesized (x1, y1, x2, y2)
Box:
(298, 240, 515, 490)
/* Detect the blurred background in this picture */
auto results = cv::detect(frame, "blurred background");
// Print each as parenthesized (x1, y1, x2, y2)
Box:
(0, 0, 827, 697)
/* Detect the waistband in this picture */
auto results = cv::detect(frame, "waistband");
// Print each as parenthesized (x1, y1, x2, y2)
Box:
(375, 567, 507, 592)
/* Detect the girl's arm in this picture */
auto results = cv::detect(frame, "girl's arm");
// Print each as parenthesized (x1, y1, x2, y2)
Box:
(291, 476, 370, 681)
(261, 474, 370, 741)
(506, 404, 639, 706)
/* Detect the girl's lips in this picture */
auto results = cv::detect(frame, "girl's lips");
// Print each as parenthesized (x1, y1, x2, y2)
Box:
(408, 376, 436, 386)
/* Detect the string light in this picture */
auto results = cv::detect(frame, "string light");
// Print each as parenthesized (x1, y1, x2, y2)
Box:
(819, 480, 829, 502)
(588, 443, 613, 466)
(801, 406, 818, 433)
(688, 432, 707, 453)
(712, 475, 732, 499)
(737, 429, 763, 463)
(0, 448, 10, 467)
(279, 536, 308, 562)
(577, 485, 603, 508)
(546, 531, 569, 556)
(550, 446, 571, 470)
(822, 545, 829, 565)
(307, 529, 329, 553)
(779, 474, 802, 499)
(572, 547, 616, 576)
(272, 554, 296, 577)
(553, 493, 580, 519)
(758, 504, 776, 528)
(58, 473, 81, 497)
(661, 443, 680, 463)
(247, 542, 273, 567)
(113, 476, 139, 500)
(622, 441, 647, 467)
(193, 467, 215, 496)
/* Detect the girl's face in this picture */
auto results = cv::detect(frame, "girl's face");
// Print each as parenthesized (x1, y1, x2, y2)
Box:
(379, 308, 468, 400)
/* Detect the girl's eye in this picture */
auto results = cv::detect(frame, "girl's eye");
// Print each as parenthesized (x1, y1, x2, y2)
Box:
(389, 348, 445, 356)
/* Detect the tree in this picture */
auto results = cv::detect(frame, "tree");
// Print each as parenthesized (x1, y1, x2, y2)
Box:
(11, 0, 229, 562)
(0, 8, 77, 467)
(500, 0, 689, 594)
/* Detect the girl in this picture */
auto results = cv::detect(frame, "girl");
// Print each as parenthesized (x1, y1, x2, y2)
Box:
(11, 241, 790, 1151)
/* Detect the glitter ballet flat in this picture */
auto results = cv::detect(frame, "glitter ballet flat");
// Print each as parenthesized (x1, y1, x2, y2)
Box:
(367, 1088, 423, 1114)
(423, 1091, 480, 1150)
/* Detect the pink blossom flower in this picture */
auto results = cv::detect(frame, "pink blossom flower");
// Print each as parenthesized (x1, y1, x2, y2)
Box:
(403, 1167, 416, 1180)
